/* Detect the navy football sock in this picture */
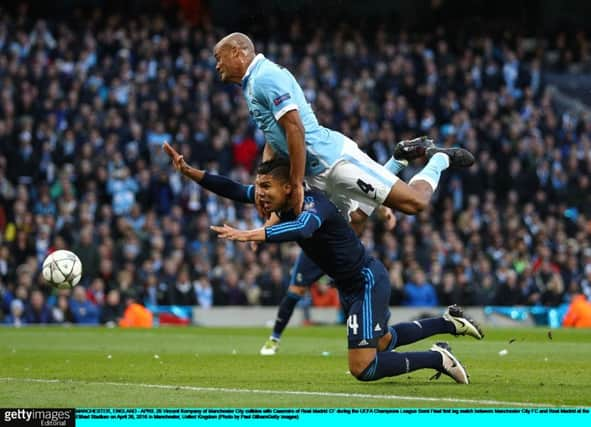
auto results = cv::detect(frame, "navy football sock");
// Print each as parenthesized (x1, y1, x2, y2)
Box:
(358, 351, 442, 381)
(271, 291, 301, 340)
(390, 318, 454, 348)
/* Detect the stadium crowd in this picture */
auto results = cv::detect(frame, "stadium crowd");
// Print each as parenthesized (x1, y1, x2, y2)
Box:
(1, 5, 591, 325)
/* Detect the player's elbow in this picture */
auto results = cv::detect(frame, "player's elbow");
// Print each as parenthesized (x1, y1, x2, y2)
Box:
(299, 227, 315, 239)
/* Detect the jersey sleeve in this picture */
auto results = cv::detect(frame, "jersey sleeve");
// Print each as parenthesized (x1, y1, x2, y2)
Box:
(200, 172, 255, 204)
(264, 192, 330, 242)
(254, 68, 299, 121)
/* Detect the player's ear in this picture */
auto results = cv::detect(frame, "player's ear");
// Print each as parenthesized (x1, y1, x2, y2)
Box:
(283, 182, 292, 195)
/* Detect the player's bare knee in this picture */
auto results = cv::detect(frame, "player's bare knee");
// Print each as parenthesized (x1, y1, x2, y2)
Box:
(348, 350, 377, 380)
(349, 361, 369, 379)
(376, 332, 392, 352)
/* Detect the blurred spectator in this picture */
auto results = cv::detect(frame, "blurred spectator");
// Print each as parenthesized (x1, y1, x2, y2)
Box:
(119, 294, 153, 328)
(4, 299, 27, 326)
(562, 294, 591, 328)
(100, 289, 124, 326)
(388, 262, 405, 306)
(72, 227, 100, 284)
(258, 263, 286, 306)
(70, 286, 100, 324)
(87, 278, 106, 306)
(310, 278, 340, 308)
(437, 271, 463, 306)
(224, 269, 248, 306)
(194, 275, 213, 308)
(52, 293, 75, 324)
(0, 6, 590, 321)
(170, 265, 198, 305)
(403, 269, 438, 307)
(494, 270, 523, 306)
(25, 290, 54, 324)
(107, 167, 139, 216)
(0, 245, 13, 283)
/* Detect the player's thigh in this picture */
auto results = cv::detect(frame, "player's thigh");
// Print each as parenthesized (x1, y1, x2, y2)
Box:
(304, 169, 329, 193)
(290, 251, 325, 287)
(341, 261, 391, 349)
(306, 170, 360, 220)
(331, 146, 398, 211)
(382, 178, 428, 214)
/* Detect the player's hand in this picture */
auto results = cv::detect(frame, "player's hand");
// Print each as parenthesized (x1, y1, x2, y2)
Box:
(163, 142, 188, 173)
(290, 182, 304, 215)
(211, 224, 250, 242)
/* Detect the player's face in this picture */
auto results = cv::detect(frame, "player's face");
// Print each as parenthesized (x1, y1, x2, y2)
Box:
(214, 44, 240, 83)
(255, 174, 291, 212)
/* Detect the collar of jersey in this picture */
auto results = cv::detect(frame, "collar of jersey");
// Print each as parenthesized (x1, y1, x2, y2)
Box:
(242, 53, 265, 88)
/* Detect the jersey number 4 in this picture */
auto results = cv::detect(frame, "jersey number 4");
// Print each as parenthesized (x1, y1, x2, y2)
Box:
(347, 314, 359, 335)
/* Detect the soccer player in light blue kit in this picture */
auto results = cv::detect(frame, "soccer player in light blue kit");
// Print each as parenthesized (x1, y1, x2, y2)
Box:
(213, 33, 475, 355)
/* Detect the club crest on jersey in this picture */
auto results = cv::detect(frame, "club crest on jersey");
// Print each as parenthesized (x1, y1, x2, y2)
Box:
(273, 93, 291, 106)
(303, 196, 315, 211)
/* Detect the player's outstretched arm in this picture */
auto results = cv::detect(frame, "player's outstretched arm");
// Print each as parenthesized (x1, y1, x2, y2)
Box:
(264, 211, 322, 242)
(212, 210, 323, 243)
(163, 142, 204, 182)
(163, 142, 254, 203)
(211, 224, 266, 242)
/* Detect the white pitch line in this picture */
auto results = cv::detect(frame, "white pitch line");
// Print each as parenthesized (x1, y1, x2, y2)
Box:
(0, 377, 561, 407)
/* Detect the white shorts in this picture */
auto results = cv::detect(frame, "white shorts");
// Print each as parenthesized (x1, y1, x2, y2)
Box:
(305, 137, 399, 218)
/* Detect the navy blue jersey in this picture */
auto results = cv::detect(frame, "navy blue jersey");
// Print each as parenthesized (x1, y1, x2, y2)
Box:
(200, 173, 369, 289)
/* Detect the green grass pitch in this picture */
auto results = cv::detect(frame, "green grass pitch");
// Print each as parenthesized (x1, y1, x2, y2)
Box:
(1, 326, 590, 407)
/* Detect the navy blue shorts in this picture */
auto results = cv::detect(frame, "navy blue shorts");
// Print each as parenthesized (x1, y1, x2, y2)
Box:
(338, 257, 391, 349)
(289, 251, 325, 287)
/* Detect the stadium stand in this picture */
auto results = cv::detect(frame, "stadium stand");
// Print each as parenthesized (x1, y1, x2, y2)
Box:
(1, 2, 591, 326)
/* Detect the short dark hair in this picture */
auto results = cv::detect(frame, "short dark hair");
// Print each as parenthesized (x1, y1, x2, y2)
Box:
(256, 158, 290, 182)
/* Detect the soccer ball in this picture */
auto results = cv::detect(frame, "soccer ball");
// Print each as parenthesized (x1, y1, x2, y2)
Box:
(42, 250, 83, 289)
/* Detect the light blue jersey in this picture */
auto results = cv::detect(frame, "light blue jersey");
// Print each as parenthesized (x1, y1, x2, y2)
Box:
(242, 54, 344, 176)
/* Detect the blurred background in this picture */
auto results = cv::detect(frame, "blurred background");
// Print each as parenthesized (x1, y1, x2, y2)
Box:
(1, 0, 591, 328)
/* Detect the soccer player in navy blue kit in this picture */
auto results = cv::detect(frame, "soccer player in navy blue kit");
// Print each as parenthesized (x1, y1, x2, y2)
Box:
(164, 143, 483, 384)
